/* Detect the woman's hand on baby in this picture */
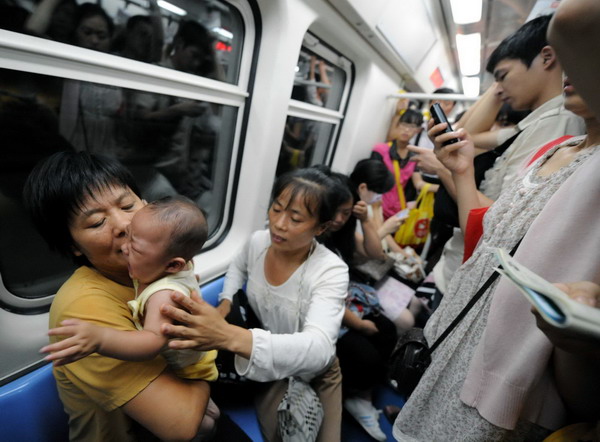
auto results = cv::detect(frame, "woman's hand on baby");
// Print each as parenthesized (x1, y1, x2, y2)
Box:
(41, 319, 104, 366)
(161, 290, 236, 352)
(352, 200, 369, 222)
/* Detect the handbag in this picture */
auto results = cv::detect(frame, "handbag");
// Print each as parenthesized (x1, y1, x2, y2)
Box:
(389, 239, 522, 397)
(392, 160, 435, 249)
(277, 377, 324, 442)
(215, 289, 262, 386)
(352, 255, 395, 282)
(276, 241, 324, 442)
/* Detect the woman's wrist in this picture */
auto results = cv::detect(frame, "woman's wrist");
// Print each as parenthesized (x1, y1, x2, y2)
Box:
(222, 325, 253, 359)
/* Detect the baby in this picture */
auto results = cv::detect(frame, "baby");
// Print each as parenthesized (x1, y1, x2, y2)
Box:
(42, 195, 220, 435)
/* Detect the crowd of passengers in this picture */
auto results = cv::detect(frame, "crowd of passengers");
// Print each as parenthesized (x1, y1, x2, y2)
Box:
(15, 1, 600, 441)
(1, 0, 226, 205)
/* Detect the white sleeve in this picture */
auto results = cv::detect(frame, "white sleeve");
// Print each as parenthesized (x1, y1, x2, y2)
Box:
(234, 257, 348, 382)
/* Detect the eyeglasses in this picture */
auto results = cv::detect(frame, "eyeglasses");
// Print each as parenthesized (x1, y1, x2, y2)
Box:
(398, 122, 420, 130)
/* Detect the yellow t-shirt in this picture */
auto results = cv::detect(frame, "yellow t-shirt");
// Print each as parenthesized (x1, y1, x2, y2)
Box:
(49, 266, 167, 441)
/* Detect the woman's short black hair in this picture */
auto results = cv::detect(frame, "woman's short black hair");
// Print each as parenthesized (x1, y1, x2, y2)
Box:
(23, 151, 140, 263)
(270, 168, 338, 225)
(398, 108, 424, 127)
(349, 159, 395, 194)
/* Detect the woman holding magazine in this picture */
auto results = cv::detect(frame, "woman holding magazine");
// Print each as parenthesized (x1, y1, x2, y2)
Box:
(392, 70, 600, 441)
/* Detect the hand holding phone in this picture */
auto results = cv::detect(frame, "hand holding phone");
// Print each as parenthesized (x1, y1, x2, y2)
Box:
(430, 102, 460, 146)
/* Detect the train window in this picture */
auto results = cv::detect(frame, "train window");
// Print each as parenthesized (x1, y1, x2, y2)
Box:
(0, 0, 244, 85)
(0, 0, 254, 311)
(275, 33, 352, 176)
(0, 67, 238, 301)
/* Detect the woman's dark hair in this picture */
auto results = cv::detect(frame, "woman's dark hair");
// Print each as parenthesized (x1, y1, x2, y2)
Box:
(349, 159, 395, 194)
(23, 151, 140, 264)
(270, 168, 338, 226)
(398, 108, 424, 127)
(71, 3, 114, 42)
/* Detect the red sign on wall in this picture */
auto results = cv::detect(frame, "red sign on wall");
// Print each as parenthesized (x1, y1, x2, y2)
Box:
(429, 67, 444, 89)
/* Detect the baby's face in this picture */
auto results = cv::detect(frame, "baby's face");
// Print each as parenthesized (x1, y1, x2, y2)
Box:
(122, 207, 171, 285)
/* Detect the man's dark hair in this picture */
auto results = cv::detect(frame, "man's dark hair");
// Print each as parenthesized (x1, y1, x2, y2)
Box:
(23, 152, 140, 264)
(433, 87, 456, 104)
(145, 195, 208, 261)
(486, 14, 553, 73)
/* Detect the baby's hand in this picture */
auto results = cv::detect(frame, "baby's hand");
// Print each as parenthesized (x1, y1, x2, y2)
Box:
(41, 319, 104, 366)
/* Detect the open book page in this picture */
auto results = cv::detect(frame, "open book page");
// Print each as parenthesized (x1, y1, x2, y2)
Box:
(494, 248, 600, 338)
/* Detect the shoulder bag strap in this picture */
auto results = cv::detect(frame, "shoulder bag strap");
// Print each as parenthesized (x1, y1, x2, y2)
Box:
(393, 159, 407, 210)
(429, 238, 522, 354)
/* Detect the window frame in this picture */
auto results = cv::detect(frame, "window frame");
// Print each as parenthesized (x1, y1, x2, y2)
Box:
(0, 0, 256, 310)
(284, 32, 353, 167)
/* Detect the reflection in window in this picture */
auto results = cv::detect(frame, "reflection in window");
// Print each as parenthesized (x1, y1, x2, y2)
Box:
(0, 0, 243, 84)
(276, 116, 334, 176)
(0, 68, 237, 298)
(293, 48, 347, 111)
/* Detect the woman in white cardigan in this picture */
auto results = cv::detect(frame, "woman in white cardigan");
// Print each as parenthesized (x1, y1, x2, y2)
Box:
(162, 168, 349, 442)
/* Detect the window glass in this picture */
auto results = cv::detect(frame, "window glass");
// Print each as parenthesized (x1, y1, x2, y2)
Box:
(275, 116, 335, 176)
(0, 0, 243, 84)
(292, 47, 347, 111)
(0, 67, 237, 298)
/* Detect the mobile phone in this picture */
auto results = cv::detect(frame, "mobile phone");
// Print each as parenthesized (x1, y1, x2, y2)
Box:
(430, 102, 460, 146)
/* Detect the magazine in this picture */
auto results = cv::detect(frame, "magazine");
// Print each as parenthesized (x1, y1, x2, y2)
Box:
(494, 248, 600, 338)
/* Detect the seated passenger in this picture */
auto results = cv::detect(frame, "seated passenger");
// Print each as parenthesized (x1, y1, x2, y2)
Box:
(24, 152, 212, 441)
(42, 195, 220, 437)
(160, 168, 349, 442)
(393, 68, 600, 440)
(315, 165, 397, 441)
(371, 109, 438, 221)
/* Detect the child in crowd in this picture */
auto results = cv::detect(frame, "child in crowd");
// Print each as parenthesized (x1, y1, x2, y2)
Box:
(42, 195, 220, 434)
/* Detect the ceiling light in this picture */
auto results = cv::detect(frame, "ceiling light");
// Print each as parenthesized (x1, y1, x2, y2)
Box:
(157, 0, 187, 16)
(456, 33, 481, 76)
(462, 76, 480, 97)
(450, 0, 482, 24)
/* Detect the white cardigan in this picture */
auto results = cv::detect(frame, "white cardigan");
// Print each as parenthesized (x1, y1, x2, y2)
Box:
(219, 230, 349, 382)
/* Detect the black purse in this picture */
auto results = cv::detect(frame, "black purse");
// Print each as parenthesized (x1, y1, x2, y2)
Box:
(389, 240, 522, 397)
(214, 289, 262, 386)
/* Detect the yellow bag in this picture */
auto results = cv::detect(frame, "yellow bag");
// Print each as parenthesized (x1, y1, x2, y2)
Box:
(392, 160, 434, 249)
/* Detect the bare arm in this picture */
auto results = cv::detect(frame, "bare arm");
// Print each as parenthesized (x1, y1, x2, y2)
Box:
(411, 172, 439, 193)
(456, 83, 503, 135)
(123, 371, 210, 441)
(342, 308, 378, 336)
(408, 146, 456, 199)
(42, 290, 185, 365)
(549, 0, 600, 119)
(24, 0, 62, 37)
(386, 98, 409, 141)
(147, 0, 165, 63)
(353, 200, 387, 261)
